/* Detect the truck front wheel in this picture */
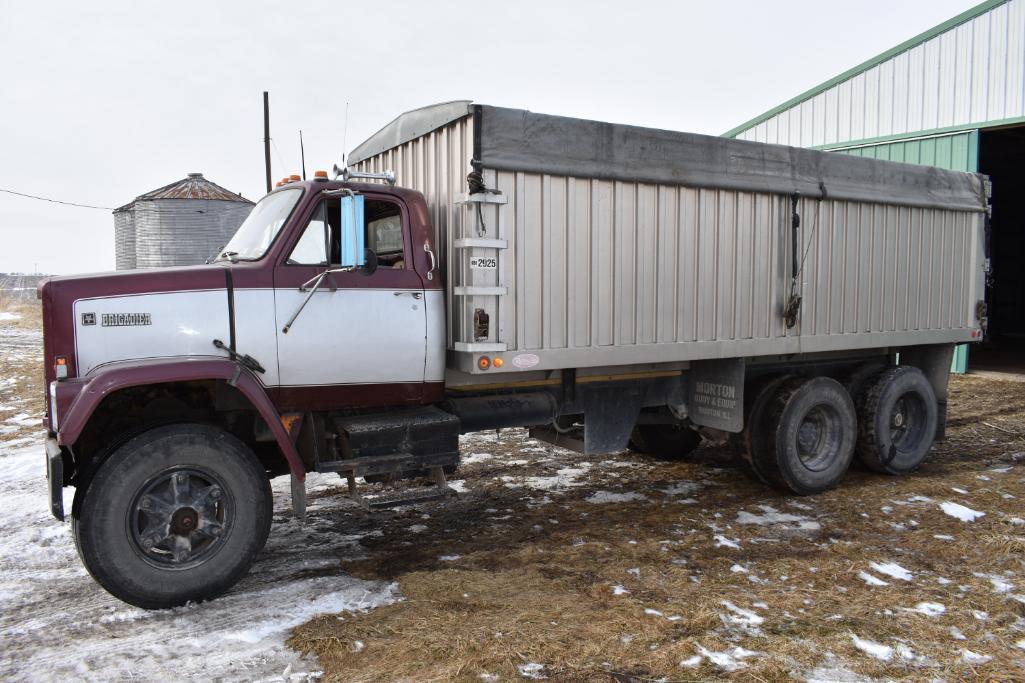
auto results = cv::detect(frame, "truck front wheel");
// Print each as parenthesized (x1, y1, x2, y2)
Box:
(752, 377, 857, 495)
(73, 423, 273, 609)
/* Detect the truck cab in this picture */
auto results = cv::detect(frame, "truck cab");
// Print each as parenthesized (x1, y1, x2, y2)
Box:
(38, 176, 460, 609)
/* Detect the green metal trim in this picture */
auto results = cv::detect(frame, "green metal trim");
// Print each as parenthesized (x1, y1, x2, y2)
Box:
(723, 0, 1010, 138)
(808, 114, 1025, 152)
(967, 130, 980, 172)
(951, 344, 969, 373)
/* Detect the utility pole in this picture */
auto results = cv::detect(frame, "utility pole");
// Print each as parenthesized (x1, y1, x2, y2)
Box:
(263, 92, 272, 194)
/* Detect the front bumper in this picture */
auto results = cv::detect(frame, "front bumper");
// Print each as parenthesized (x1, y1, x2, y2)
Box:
(45, 437, 64, 521)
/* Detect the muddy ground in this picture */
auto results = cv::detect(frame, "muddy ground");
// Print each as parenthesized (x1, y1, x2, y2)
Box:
(288, 375, 1025, 682)
(2, 300, 1025, 681)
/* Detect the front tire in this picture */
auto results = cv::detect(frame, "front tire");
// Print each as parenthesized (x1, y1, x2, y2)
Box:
(73, 423, 273, 609)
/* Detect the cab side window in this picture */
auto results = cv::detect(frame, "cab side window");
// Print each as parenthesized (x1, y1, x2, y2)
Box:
(365, 199, 406, 269)
(286, 196, 407, 269)
(287, 201, 336, 266)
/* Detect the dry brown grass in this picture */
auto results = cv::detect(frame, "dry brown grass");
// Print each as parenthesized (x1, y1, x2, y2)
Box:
(0, 298, 44, 444)
(289, 375, 1025, 682)
(0, 296, 42, 330)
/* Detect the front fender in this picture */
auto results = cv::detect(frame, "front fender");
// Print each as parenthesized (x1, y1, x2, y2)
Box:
(57, 356, 305, 480)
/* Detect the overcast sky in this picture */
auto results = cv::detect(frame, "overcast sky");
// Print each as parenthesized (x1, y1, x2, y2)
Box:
(1, 0, 980, 275)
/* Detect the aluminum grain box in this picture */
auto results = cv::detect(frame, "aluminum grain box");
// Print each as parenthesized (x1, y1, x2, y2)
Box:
(348, 102, 988, 378)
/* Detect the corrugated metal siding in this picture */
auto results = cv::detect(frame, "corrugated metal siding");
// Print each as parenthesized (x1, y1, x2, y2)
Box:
(736, 0, 1025, 147)
(130, 199, 253, 269)
(836, 131, 979, 171)
(834, 131, 980, 375)
(353, 117, 984, 370)
(113, 210, 136, 271)
(493, 176, 979, 352)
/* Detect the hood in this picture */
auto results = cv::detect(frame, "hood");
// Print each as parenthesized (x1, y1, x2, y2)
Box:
(39, 264, 234, 385)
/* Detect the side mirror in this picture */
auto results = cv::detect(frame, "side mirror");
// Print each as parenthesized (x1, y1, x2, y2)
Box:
(362, 248, 378, 276)
(340, 193, 365, 268)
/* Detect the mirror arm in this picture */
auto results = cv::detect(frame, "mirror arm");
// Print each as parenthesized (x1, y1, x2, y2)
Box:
(284, 268, 352, 334)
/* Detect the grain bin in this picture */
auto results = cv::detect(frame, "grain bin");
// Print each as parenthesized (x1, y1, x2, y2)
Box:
(113, 173, 253, 270)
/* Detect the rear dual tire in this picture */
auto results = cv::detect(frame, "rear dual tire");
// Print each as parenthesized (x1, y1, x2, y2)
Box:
(750, 377, 857, 495)
(854, 366, 937, 475)
(737, 366, 938, 494)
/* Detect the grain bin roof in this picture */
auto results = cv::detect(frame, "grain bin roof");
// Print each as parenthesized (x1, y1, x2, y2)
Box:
(114, 173, 253, 213)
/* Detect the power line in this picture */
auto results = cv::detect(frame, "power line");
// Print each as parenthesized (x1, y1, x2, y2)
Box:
(0, 187, 114, 211)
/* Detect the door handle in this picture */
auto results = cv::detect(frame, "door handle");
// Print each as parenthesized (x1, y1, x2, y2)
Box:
(394, 291, 422, 299)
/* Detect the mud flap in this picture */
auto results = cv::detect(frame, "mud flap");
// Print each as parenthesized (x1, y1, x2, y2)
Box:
(687, 358, 745, 433)
(583, 385, 645, 454)
(899, 344, 955, 441)
(46, 437, 64, 521)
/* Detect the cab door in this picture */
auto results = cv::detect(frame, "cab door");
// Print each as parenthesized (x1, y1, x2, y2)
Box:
(272, 193, 428, 409)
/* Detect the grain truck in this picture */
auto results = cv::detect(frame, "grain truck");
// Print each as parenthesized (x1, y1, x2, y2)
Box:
(37, 102, 989, 608)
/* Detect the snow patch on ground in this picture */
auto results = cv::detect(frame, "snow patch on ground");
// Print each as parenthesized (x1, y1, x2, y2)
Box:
(684, 645, 760, 671)
(858, 571, 889, 586)
(713, 534, 741, 549)
(736, 505, 821, 532)
(461, 452, 494, 465)
(521, 464, 592, 491)
(661, 481, 701, 497)
(851, 634, 893, 661)
(0, 312, 21, 321)
(721, 601, 764, 632)
(585, 491, 649, 504)
(869, 561, 912, 582)
(940, 501, 985, 522)
(961, 649, 992, 664)
(974, 572, 1014, 593)
(903, 601, 945, 617)
(517, 661, 547, 679)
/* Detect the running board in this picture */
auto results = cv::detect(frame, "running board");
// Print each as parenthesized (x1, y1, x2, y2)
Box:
(318, 451, 457, 478)
(343, 465, 456, 510)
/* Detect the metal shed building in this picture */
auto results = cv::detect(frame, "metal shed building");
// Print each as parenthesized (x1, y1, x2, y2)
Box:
(113, 173, 253, 270)
(724, 0, 1025, 373)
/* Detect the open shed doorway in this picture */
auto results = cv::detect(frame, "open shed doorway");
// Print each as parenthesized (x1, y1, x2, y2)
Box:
(972, 126, 1025, 375)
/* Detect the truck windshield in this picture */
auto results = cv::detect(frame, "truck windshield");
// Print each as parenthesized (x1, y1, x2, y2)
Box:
(217, 188, 302, 261)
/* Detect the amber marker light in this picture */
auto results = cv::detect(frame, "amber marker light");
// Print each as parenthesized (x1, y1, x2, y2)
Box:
(492, 357, 504, 368)
(478, 356, 491, 370)
(314, 170, 328, 180)
(54, 356, 68, 380)
(290, 174, 301, 182)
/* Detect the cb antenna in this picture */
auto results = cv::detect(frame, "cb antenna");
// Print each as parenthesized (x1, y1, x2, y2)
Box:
(341, 101, 350, 168)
